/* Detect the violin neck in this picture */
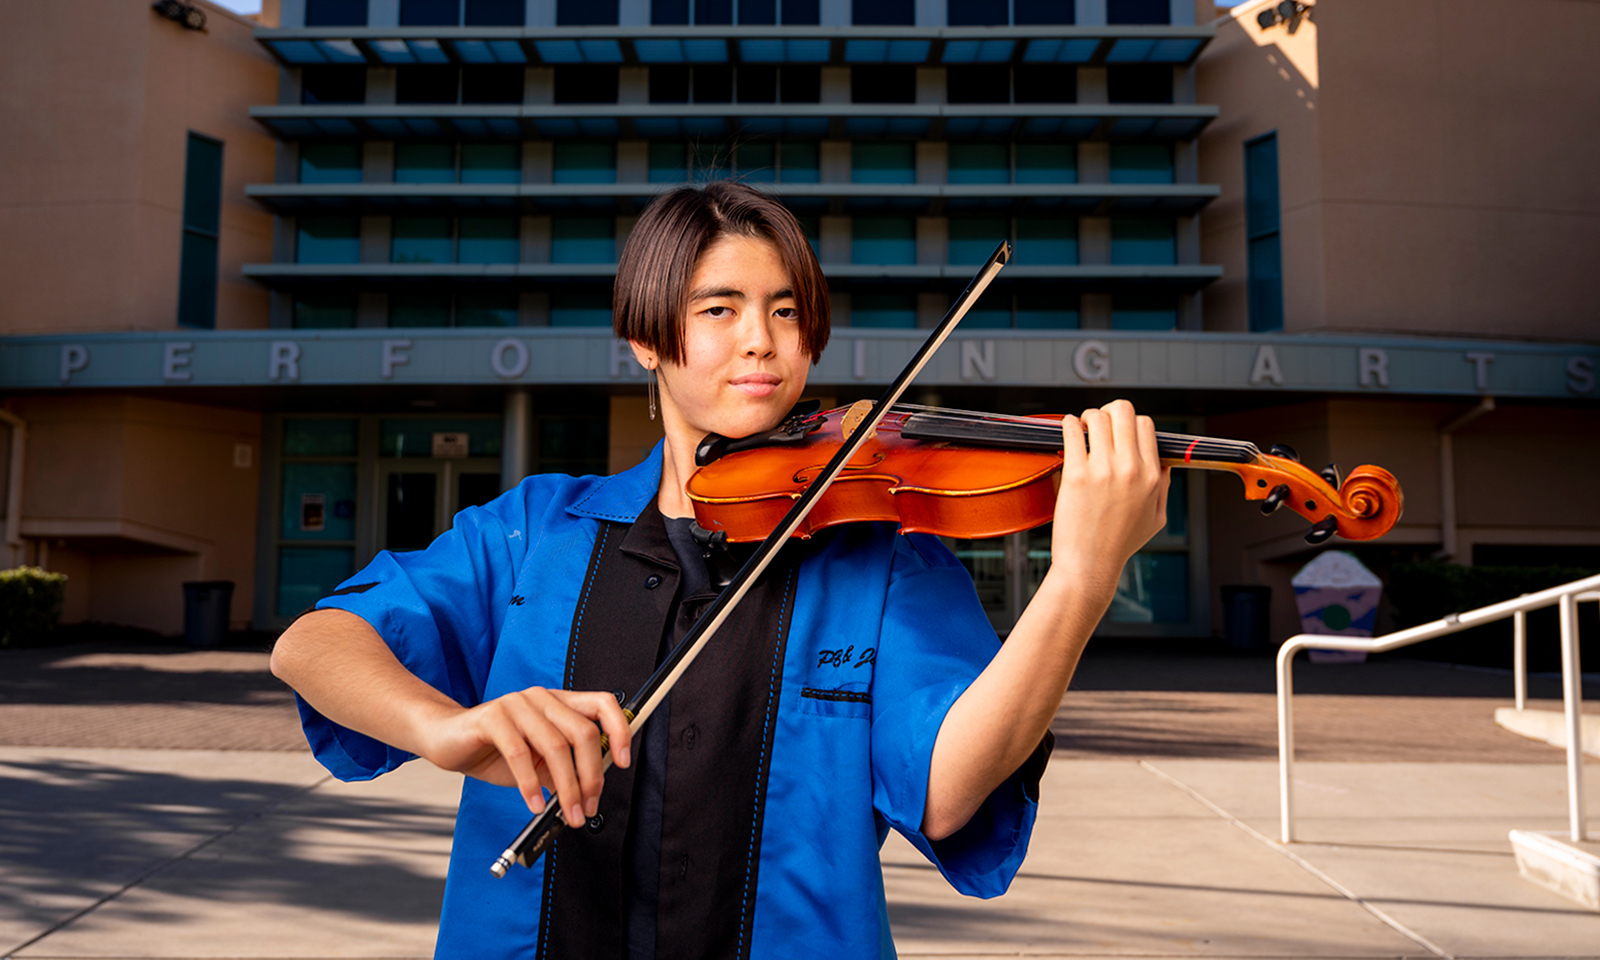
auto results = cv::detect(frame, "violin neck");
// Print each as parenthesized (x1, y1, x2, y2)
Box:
(897, 410, 1262, 466)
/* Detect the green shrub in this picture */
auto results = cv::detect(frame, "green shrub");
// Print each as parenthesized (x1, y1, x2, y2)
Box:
(1385, 561, 1599, 669)
(0, 567, 67, 649)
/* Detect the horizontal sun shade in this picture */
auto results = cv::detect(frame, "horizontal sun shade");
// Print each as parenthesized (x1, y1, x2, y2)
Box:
(940, 39, 1015, 63)
(1021, 38, 1101, 62)
(843, 39, 929, 62)
(737, 39, 831, 63)
(368, 38, 452, 63)
(447, 39, 529, 63)
(269, 39, 366, 63)
(633, 39, 730, 62)
(533, 39, 624, 63)
(1105, 37, 1203, 62)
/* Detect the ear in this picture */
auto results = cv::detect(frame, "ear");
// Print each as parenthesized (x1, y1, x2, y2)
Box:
(627, 340, 655, 370)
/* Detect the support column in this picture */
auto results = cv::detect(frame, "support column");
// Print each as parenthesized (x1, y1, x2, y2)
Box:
(502, 387, 532, 491)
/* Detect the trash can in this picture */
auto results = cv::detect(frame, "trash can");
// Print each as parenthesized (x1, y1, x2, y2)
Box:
(1220, 585, 1272, 651)
(182, 581, 234, 649)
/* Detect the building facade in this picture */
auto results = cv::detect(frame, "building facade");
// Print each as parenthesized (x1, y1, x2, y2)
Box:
(0, 0, 1595, 642)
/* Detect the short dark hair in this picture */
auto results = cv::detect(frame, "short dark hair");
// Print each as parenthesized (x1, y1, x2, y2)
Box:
(613, 181, 831, 365)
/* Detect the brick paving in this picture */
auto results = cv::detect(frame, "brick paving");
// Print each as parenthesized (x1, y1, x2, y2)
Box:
(1, 640, 1594, 760)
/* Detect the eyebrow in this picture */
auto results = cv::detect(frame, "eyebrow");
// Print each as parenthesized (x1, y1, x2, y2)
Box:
(687, 286, 796, 301)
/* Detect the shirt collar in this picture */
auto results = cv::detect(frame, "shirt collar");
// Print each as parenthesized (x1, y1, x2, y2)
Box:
(566, 439, 664, 524)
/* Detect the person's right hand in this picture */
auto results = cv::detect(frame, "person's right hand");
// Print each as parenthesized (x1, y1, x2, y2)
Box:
(418, 688, 632, 829)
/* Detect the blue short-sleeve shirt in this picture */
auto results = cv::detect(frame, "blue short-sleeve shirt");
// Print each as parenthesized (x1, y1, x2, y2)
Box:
(305, 443, 1040, 958)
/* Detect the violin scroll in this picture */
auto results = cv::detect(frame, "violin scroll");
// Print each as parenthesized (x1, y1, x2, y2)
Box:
(1235, 453, 1404, 544)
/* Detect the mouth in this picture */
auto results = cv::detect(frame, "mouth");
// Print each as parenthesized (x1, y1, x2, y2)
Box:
(729, 373, 781, 398)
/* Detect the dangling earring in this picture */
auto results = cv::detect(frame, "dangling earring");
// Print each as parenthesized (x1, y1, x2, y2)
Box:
(647, 362, 658, 421)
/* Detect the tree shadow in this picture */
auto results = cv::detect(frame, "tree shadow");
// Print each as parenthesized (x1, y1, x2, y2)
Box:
(0, 755, 453, 950)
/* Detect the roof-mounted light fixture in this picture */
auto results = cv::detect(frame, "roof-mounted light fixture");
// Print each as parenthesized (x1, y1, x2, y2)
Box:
(1256, 0, 1312, 34)
(153, 0, 207, 30)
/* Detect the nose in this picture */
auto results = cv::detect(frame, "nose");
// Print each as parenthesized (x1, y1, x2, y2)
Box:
(740, 309, 777, 359)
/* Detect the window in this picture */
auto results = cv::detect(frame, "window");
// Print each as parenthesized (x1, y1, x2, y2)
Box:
(550, 292, 614, 325)
(395, 143, 457, 183)
(461, 143, 521, 184)
(1111, 294, 1177, 330)
(738, 66, 778, 103)
(1110, 218, 1175, 265)
(851, 142, 915, 184)
(400, 0, 458, 25)
(396, 66, 459, 105)
(649, 66, 690, 103)
(391, 292, 453, 326)
(783, 0, 820, 23)
(741, 0, 776, 23)
(852, 0, 913, 24)
(558, 0, 618, 24)
(947, 0, 1006, 26)
(696, 0, 734, 24)
(948, 217, 1007, 264)
(1107, 65, 1172, 104)
(457, 291, 519, 326)
(554, 66, 619, 104)
(1015, 293, 1077, 328)
(735, 142, 776, 181)
(1109, 143, 1173, 184)
(392, 217, 455, 263)
(552, 218, 616, 263)
(851, 65, 916, 104)
(852, 218, 915, 264)
(294, 293, 358, 328)
(554, 143, 617, 184)
(300, 142, 362, 183)
(1014, 64, 1075, 104)
(779, 141, 820, 182)
(458, 218, 519, 264)
(1015, 142, 1075, 183)
(780, 66, 822, 102)
(1013, 0, 1073, 24)
(1107, 0, 1169, 24)
(462, 66, 524, 104)
(389, 292, 518, 327)
(305, 0, 366, 26)
(948, 143, 1008, 184)
(297, 217, 360, 263)
(695, 65, 734, 104)
(851, 293, 916, 328)
(653, 0, 689, 23)
(301, 66, 366, 104)
(649, 142, 688, 183)
(1245, 133, 1284, 332)
(178, 134, 223, 329)
(466, 0, 524, 24)
(1016, 217, 1076, 265)
(947, 65, 1009, 105)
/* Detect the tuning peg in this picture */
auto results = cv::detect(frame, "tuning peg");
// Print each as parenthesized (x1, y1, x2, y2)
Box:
(1304, 515, 1339, 544)
(1269, 443, 1299, 462)
(1261, 483, 1291, 515)
(1319, 463, 1341, 487)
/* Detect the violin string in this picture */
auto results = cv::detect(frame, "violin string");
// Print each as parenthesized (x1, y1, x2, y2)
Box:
(887, 403, 1261, 460)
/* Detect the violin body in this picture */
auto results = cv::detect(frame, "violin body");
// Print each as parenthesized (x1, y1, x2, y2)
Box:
(688, 403, 1405, 545)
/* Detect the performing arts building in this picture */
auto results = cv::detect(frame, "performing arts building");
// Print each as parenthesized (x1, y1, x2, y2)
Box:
(0, 0, 1595, 644)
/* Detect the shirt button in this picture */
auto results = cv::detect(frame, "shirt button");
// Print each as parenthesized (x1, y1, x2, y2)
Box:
(586, 814, 605, 834)
(681, 724, 699, 749)
(645, 575, 662, 589)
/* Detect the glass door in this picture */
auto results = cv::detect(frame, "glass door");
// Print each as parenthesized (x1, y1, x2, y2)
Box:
(377, 460, 504, 553)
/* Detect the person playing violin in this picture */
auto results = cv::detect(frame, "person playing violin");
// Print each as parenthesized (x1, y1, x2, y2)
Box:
(270, 180, 1171, 960)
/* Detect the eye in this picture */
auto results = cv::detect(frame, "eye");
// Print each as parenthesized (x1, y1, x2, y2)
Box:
(773, 306, 799, 320)
(701, 305, 736, 319)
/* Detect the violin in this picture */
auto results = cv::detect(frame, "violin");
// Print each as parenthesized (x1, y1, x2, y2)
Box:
(689, 400, 1405, 547)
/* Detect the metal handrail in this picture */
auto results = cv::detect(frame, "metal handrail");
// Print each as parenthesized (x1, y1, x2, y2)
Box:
(1276, 573, 1600, 844)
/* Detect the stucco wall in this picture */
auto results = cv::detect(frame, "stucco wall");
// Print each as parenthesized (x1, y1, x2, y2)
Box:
(1200, 0, 1600, 343)
(0, 0, 277, 335)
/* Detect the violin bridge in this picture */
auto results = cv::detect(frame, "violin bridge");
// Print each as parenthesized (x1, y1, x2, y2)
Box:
(840, 400, 878, 445)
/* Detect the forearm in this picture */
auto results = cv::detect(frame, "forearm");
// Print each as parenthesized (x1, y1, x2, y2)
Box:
(922, 566, 1114, 840)
(270, 607, 462, 759)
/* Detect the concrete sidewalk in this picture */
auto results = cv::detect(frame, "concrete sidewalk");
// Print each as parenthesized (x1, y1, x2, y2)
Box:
(3, 747, 1596, 959)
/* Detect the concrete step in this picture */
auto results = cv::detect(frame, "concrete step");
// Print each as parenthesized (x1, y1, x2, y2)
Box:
(1495, 706, 1600, 757)
(1510, 829, 1600, 912)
